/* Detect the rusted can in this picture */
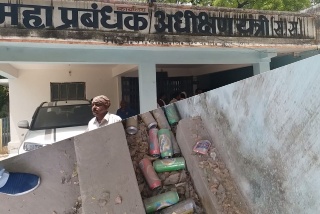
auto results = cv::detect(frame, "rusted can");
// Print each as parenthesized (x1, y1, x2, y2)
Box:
(164, 104, 180, 126)
(139, 158, 161, 190)
(143, 191, 179, 214)
(125, 116, 138, 135)
(160, 198, 195, 214)
(158, 129, 173, 158)
(148, 128, 160, 157)
(170, 130, 181, 156)
(153, 157, 186, 173)
(152, 108, 171, 130)
(140, 112, 158, 129)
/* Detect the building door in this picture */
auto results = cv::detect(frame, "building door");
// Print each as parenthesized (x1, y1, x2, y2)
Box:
(121, 77, 140, 114)
(121, 73, 193, 113)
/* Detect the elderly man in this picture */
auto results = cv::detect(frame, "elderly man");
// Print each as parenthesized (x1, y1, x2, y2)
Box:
(87, 95, 122, 131)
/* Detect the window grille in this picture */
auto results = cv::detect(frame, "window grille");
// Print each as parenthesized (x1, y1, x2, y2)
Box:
(50, 82, 86, 101)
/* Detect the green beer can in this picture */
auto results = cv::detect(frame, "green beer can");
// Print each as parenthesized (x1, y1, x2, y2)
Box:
(143, 191, 179, 213)
(160, 198, 195, 214)
(158, 129, 173, 158)
(153, 157, 186, 173)
(164, 104, 180, 126)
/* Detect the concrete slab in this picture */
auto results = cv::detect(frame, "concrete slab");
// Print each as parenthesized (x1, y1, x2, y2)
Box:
(176, 116, 219, 214)
(176, 116, 250, 214)
(74, 122, 145, 214)
(175, 54, 320, 213)
(0, 138, 80, 214)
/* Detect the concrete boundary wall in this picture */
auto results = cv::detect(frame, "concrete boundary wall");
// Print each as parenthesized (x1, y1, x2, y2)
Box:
(175, 54, 320, 213)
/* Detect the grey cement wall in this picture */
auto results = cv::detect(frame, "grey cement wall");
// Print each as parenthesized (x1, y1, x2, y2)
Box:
(175, 54, 320, 214)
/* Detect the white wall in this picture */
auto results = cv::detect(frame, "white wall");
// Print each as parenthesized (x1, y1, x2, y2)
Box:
(9, 64, 120, 144)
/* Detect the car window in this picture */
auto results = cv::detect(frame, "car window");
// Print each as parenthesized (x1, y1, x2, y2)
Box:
(31, 104, 92, 130)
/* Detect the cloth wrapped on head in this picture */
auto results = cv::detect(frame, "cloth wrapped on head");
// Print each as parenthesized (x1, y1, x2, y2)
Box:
(92, 95, 111, 108)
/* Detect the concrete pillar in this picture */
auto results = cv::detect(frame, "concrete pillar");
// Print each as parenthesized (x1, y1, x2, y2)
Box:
(138, 63, 157, 113)
(253, 61, 270, 75)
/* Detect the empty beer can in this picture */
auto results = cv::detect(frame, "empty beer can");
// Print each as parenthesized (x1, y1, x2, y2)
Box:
(140, 111, 158, 129)
(158, 129, 173, 158)
(139, 158, 161, 190)
(153, 157, 186, 173)
(148, 128, 160, 157)
(170, 130, 181, 156)
(160, 198, 195, 214)
(125, 116, 138, 135)
(143, 191, 179, 213)
(164, 104, 180, 126)
(152, 108, 171, 130)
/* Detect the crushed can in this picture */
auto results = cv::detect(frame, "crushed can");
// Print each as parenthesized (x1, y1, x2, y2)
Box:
(140, 112, 158, 129)
(158, 129, 173, 158)
(170, 130, 181, 156)
(152, 108, 171, 130)
(160, 198, 196, 214)
(153, 157, 186, 173)
(148, 128, 160, 157)
(125, 115, 138, 135)
(193, 140, 211, 155)
(164, 104, 180, 126)
(143, 191, 179, 214)
(139, 158, 161, 190)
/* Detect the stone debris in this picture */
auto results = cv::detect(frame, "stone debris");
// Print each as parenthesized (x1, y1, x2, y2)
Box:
(115, 195, 122, 204)
(190, 121, 251, 214)
(61, 166, 79, 185)
(64, 196, 82, 214)
(126, 116, 205, 213)
(163, 172, 180, 185)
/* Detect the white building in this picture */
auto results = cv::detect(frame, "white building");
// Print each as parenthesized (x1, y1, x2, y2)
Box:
(0, 0, 318, 147)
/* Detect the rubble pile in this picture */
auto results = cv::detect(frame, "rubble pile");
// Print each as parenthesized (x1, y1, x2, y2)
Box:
(125, 105, 205, 214)
(124, 104, 250, 214)
(196, 153, 248, 213)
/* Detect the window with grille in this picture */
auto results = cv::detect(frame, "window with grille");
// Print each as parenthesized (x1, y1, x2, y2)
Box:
(50, 82, 86, 101)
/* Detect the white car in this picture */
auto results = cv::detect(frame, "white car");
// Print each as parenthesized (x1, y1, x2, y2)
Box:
(18, 100, 93, 154)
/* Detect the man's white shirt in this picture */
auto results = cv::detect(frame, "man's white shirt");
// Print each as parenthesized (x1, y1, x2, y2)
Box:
(87, 112, 122, 131)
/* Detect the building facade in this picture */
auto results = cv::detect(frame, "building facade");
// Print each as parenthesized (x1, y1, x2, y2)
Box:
(0, 0, 318, 145)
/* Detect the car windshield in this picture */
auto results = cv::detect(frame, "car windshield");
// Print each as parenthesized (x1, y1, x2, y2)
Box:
(31, 104, 92, 130)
